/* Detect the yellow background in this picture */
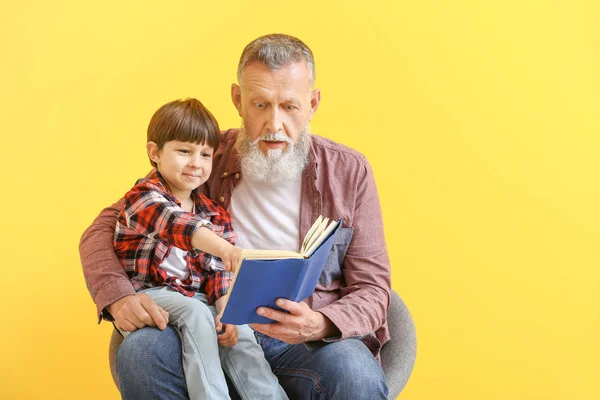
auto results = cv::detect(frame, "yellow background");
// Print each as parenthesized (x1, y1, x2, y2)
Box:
(1, 1, 598, 399)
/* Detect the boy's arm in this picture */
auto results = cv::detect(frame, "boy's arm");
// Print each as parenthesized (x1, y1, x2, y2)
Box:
(79, 198, 168, 330)
(120, 184, 241, 269)
(191, 229, 242, 272)
(215, 295, 227, 314)
(121, 184, 215, 251)
(195, 204, 240, 305)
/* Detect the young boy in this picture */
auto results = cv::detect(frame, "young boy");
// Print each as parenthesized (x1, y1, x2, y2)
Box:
(113, 98, 288, 400)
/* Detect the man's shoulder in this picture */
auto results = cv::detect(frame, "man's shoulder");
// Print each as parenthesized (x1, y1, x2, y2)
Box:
(213, 129, 239, 163)
(219, 128, 240, 146)
(310, 134, 370, 168)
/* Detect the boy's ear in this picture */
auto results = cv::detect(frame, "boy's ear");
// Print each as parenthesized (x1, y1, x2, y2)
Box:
(146, 142, 160, 164)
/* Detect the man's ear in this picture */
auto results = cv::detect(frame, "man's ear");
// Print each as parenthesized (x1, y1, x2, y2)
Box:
(146, 142, 160, 164)
(231, 83, 242, 117)
(308, 88, 321, 122)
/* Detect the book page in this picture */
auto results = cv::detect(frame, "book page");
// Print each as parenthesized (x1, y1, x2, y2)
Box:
(303, 219, 339, 257)
(241, 248, 304, 260)
(301, 216, 329, 254)
(300, 215, 324, 254)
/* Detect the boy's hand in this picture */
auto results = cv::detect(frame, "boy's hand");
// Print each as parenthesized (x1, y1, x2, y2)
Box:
(219, 245, 243, 272)
(215, 313, 238, 346)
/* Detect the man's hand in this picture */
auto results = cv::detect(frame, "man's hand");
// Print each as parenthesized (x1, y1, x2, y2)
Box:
(107, 293, 169, 332)
(249, 299, 339, 344)
(215, 313, 238, 347)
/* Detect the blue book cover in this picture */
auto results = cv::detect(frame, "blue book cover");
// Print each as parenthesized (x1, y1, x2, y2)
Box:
(220, 219, 341, 325)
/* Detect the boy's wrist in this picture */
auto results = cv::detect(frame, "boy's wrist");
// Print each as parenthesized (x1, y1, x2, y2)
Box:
(217, 241, 232, 258)
(215, 296, 227, 313)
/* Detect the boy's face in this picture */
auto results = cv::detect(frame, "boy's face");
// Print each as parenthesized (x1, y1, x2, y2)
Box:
(146, 140, 214, 200)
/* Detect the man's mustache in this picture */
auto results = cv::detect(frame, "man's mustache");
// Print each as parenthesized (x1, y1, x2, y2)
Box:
(252, 132, 293, 146)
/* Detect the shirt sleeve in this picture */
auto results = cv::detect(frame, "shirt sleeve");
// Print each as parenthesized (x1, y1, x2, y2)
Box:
(203, 270, 233, 305)
(79, 197, 136, 323)
(197, 199, 237, 305)
(317, 158, 391, 341)
(120, 183, 214, 251)
(201, 196, 237, 246)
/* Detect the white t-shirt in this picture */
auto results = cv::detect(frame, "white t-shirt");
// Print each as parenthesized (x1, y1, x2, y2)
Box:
(229, 174, 302, 251)
(160, 246, 190, 280)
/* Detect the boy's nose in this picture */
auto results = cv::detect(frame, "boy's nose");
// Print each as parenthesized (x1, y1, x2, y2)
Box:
(189, 154, 202, 168)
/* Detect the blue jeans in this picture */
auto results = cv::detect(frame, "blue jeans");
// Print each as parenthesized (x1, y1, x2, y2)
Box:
(256, 332, 388, 400)
(117, 328, 388, 399)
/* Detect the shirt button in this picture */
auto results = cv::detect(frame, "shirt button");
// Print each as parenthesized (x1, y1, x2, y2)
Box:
(219, 196, 225, 203)
(222, 172, 228, 177)
(234, 173, 240, 179)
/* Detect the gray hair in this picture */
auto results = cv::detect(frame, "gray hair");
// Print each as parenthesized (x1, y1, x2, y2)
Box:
(237, 34, 316, 87)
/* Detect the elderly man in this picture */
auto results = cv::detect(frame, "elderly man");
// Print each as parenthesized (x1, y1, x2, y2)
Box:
(80, 34, 392, 399)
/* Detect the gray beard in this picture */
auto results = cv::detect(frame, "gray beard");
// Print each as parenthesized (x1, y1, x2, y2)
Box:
(235, 126, 311, 183)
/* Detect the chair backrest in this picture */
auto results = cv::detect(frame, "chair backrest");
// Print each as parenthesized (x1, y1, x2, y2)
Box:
(109, 329, 122, 389)
(381, 289, 417, 399)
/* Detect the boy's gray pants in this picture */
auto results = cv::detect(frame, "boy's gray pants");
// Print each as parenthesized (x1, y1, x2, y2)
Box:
(119, 286, 288, 400)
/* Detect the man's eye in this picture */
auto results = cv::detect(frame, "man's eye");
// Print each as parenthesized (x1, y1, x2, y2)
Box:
(284, 105, 294, 111)
(255, 103, 265, 109)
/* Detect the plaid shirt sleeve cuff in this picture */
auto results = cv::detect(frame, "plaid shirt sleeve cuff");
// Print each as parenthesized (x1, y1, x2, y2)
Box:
(172, 215, 214, 251)
(204, 271, 233, 305)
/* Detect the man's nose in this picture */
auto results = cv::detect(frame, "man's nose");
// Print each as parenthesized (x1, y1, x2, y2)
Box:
(265, 107, 283, 133)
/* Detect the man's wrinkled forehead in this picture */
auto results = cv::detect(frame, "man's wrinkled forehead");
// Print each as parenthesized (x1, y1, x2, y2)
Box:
(239, 61, 313, 92)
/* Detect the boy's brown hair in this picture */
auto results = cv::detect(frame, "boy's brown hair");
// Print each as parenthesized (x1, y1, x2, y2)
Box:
(147, 98, 220, 167)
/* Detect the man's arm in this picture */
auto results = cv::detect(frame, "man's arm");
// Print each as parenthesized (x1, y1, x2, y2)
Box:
(311, 159, 391, 339)
(80, 199, 134, 320)
(79, 199, 168, 331)
(251, 158, 390, 343)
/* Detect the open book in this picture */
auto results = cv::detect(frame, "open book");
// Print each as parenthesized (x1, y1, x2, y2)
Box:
(220, 216, 341, 325)
(239, 215, 340, 260)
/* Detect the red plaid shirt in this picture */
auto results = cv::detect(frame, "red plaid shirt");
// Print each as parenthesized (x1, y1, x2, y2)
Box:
(113, 170, 235, 305)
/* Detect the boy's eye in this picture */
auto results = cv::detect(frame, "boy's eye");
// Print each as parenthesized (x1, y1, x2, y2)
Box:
(178, 149, 190, 154)
(201, 153, 212, 158)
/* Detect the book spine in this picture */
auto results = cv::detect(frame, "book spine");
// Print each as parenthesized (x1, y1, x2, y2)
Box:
(291, 261, 310, 302)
